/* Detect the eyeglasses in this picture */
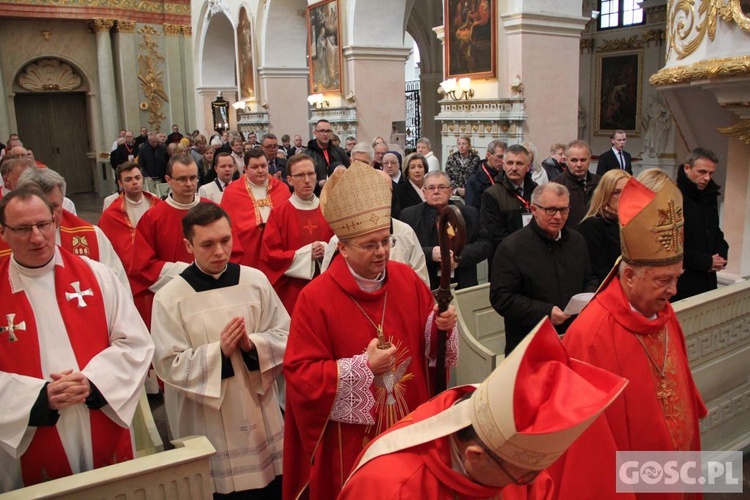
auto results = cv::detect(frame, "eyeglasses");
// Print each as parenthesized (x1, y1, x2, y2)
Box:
(489, 153, 504, 161)
(290, 172, 316, 180)
(2, 219, 56, 236)
(316, 129, 332, 134)
(533, 204, 570, 216)
(170, 175, 198, 184)
(424, 185, 451, 192)
(345, 236, 396, 253)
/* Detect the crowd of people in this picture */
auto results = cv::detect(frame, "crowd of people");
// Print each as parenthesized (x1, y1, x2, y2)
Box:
(0, 122, 730, 498)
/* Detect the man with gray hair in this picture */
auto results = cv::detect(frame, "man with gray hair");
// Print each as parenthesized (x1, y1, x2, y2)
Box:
(349, 141, 374, 164)
(8, 168, 130, 290)
(416, 137, 440, 172)
(490, 182, 597, 355)
(465, 139, 508, 211)
(137, 131, 168, 181)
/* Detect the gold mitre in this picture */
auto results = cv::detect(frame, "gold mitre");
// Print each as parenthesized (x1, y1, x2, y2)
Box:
(320, 161, 392, 239)
(619, 177, 684, 266)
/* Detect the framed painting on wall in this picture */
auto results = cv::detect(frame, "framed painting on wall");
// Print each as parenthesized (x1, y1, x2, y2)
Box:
(307, 0, 342, 94)
(237, 7, 255, 100)
(595, 51, 642, 136)
(444, 0, 496, 79)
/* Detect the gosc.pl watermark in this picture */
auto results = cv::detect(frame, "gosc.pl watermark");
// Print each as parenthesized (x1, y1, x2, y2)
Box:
(616, 451, 743, 493)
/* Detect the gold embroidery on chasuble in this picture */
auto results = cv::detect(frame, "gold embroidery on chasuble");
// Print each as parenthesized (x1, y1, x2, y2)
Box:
(639, 331, 695, 451)
(245, 178, 274, 227)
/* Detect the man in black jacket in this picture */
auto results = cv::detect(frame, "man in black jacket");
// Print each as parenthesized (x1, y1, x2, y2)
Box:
(673, 147, 728, 300)
(400, 171, 492, 291)
(305, 119, 350, 195)
(137, 131, 168, 181)
(490, 182, 598, 356)
(596, 130, 632, 175)
(465, 139, 507, 211)
(550, 140, 600, 231)
(479, 144, 537, 252)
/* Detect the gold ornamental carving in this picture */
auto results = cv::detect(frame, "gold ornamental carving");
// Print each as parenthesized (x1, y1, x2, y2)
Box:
(17, 59, 82, 92)
(89, 18, 114, 33)
(181, 25, 192, 37)
(137, 25, 168, 130)
(115, 21, 136, 33)
(717, 120, 750, 144)
(163, 23, 181, 36)
(650, 55, 750, 86)
(667, 0, 750, 61)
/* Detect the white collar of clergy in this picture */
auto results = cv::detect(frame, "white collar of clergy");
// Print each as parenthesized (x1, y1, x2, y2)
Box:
(9, 246, 61, 290)
(124, 193, 146, 206)
(290, 192, 319, 210)
(345, 261, 386, 292)
(629, 302, 657, 320)
(166, 194, 200, 210)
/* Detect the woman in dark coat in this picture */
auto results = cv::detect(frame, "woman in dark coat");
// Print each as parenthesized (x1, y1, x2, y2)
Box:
(395, 153, 428, 212)
(579, 169, 631, 282)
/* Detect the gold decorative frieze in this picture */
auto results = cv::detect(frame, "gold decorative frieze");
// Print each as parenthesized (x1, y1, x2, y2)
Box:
(580, 38, 594, 53)
(595, 30, 665, 53)
(137, 25, 168, 130)
(163, 23, 181, 36)
(181, 25, 192, 37)
(89, 18, 114, 33)
(17, 59, 82, 92)
(667, 0, 750, 61)
(717, 120, 750, 144)
(650, 55, 750, 86)
(115, 20, 136, 33)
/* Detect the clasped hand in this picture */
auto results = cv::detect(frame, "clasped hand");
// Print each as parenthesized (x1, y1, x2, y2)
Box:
(47, 370, 90, 410)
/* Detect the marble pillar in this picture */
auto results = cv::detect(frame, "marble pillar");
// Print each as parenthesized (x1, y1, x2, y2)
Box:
(112, 20, 139, 131)
(163, 23, 185, 130)
(258, 67, 309, 138)
(92, 18, 119, 151)
(182, 25, 196, 133)
(721, 135, 750, 282)
(0, 30, 9, 141)
(343, 46, 412, 143)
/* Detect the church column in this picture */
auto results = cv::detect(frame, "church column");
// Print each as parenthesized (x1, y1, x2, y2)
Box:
(181, 25, 196, 133)
(343, 46, 412, 143)
(720, 122, 750, 281)
(501, 12, 588, 151)
(419, 70, 442, 163)
(0, 19, 9, 141)
(258, 67, 308, 138)
(92, 18, 119, 151)
(163, 23, 185, 131)
(112, 20, 139, 131)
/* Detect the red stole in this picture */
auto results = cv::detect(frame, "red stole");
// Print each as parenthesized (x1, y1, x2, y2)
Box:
(0, 249, 132, 486)
(59, 210, 100, 260)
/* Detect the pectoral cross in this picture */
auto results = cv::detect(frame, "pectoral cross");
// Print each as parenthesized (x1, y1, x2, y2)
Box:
(65, 281, 94, 308)
(656, 377, 675, 418)
(376, 325, 392, 350)
(0, 313, 26, 343)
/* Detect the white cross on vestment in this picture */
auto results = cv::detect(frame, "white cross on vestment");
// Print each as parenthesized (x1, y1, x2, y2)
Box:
(0, 313, 26, 342)
(65, 281, 94, 308)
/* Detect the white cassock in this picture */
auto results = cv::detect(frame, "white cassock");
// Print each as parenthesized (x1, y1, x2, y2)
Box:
(151, 263, 288, 494)
(0, 249, 154, 492)
(197, 179, 229, 204)
(55, 226, 131, 294)
(321, 217, 430, 286)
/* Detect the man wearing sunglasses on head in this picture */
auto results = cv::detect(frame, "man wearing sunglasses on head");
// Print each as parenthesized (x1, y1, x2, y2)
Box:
(490, 182, 598, 356)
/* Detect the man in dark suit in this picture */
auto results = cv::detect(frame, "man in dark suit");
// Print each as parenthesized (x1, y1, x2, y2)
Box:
(400, 171, 492, 291)
(596, 130, 632, 175)
(261, 133, 288, 181)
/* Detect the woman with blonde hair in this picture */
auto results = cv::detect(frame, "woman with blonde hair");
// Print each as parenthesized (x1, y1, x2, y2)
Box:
(579, 169, 631, 281)
(371, 136, 387, 148)
(521, 141, 549, 186)
(396, 152, 428, 210)
(637, 167, 675, 192)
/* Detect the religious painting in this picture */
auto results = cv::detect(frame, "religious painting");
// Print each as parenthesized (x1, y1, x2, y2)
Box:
(595, 51, 642, 136)
(237, 7, 255, 100)
(307, 0, 343, 94)
(444, 0, 496, 79)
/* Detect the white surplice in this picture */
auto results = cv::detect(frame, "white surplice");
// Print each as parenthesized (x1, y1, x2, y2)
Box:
(0, 249, 154, 492)
(151, 264, 288, 494)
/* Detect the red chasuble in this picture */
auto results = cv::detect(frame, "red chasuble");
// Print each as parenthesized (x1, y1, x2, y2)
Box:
(98, 192, 159, 321)
(128, 197, 243, 324)
(220, 174, 291, 269)
(283, 257, 442, 500)
(341, 386, 554, 500)
(0, 210, 99, 264)
(547, 276, 707, 500)
(259, 199, 333, 314)
(0, 248, 133, 486)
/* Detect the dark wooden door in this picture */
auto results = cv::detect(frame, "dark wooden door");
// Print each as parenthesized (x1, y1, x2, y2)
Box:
(14, 92, 92, 194)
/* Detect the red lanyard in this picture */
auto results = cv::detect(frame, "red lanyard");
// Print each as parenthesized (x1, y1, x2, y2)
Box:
(513, 190, 530, 211)
(482, 165, 495, 186)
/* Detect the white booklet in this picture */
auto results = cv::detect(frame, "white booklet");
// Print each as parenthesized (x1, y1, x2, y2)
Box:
(564, 292, 595, 315)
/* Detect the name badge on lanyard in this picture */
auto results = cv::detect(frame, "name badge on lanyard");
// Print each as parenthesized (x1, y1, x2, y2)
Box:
(522, 213, 532, 227)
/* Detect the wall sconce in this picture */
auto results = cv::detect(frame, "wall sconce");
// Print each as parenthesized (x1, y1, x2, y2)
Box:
(438, 78, 474, 100)
(307, 93, 329, 109)
(211, 92, 229, 133)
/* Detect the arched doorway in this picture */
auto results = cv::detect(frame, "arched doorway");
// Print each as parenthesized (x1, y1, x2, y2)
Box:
(197, 11, 237, 135)
(13, 58, 93, 194)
